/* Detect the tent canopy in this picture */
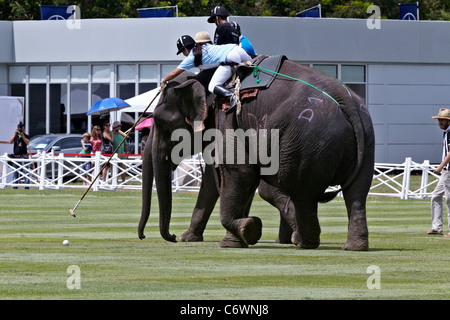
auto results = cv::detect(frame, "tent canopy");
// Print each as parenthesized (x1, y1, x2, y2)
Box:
(119, 88, 160, 119)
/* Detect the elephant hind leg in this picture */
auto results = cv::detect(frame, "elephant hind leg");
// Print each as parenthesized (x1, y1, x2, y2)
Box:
(342, 189, 369, 251)
(341, 155, 372, 251)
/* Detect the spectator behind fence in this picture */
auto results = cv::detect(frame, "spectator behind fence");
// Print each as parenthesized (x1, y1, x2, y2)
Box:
(8, 121, 30, 189)
(80, 133, 93, 185)
(101, 121, 114, 182)
(90, 125, 102, 154)
(112, 121, 128, 183)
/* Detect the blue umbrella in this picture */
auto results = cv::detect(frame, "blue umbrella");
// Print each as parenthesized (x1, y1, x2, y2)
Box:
(86, 98, 131, 116)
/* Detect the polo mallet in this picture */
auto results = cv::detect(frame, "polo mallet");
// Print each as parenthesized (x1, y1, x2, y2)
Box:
(68, 90, 161, 217)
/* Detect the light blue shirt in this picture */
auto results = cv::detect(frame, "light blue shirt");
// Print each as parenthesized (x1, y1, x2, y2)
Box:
(178, 43, 237, 70)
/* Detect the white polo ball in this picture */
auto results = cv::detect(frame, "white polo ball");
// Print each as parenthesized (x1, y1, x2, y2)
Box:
(62, 240, 70, 246)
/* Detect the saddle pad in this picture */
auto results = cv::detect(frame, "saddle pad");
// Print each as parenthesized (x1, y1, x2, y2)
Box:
(238, 55, 288, 91)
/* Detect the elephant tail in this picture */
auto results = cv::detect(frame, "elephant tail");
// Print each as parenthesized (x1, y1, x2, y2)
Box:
(319, 92, 367, 203)
(318, 189, 341, 203)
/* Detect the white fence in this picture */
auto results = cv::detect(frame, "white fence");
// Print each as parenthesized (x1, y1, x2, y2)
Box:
(0, 153, 440, 199)
(0, 151, 203, 192)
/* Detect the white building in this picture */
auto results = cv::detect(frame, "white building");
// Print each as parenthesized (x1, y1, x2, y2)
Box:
(0, 16, 449, 163)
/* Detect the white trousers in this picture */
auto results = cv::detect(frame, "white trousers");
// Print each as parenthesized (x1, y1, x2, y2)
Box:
(208, 46, 252, 93)
(430, 170, 450, 231)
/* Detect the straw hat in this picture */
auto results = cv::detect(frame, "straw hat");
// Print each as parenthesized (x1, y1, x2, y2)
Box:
(195, 31, 212, 44)
(432, 108, 450, 120)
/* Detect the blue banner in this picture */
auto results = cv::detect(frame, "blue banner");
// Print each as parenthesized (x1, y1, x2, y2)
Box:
(40, 5, 72, 20)
(138, 8, 174, 18)
(296, 5, 321, 18)
(399, 2, 419, 20)
(296, 7, 320, 18)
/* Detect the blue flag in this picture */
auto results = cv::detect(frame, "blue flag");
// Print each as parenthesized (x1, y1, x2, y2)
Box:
(296, 5, 321, 18)
(399, 2, 419, 20)
(40, 5, 72, 20)
(138, 8, 174, 18)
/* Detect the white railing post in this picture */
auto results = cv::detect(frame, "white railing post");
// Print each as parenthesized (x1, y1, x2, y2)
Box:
(39, 151, 46, 190)
(112, 154, 118, 190)
(57, 153, 64, 188)
(420, 160, 430, 199)
(50, 149, 56, 181)
(401, 157, 412, 200)
(1, 153, 7, 188)
(174, 167, 180, 193)
(93, 151, 101, 192)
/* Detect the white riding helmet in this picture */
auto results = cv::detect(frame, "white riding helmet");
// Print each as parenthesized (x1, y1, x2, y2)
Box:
(195, 31, 212, 44)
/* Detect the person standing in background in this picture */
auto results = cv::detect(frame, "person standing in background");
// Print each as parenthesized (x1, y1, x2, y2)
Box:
(80, 132, 93, 185)
(8, 122, 30, 189)
(90, 125, 102, 155)
(101, 121, 114, 182)
(112, 121, 128, 183)
(429, 108, 450, 238)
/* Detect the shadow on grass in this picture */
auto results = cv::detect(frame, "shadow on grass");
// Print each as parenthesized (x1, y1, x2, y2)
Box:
(245, 241, 420, 252)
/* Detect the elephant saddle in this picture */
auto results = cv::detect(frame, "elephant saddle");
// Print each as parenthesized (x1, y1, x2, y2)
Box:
(237, 54, 288, 91)
(221, 54, 288, 112)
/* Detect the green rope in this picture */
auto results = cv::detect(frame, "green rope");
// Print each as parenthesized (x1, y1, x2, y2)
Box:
(252, 65, 342, 109)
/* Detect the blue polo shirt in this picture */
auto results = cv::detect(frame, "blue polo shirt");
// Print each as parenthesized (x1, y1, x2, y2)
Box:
(443, 127, 450, 169)
(177, 43, 236, 71)
(240, 36, 256, 56)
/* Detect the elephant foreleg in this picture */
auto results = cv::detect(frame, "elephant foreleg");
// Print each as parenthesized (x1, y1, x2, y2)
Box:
(180, 164, 219, 242)
(291, 196, 321, 249)
(258, 180, 296, 244)
(218, 166, 261, 248)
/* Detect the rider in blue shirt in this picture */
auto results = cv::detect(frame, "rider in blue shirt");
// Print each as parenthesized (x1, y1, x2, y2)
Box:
(161, 31, 251, 111)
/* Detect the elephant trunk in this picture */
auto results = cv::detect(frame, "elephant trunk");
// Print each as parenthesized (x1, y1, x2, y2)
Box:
(138, 126, 154, 240)
(153, 126, 177, 242)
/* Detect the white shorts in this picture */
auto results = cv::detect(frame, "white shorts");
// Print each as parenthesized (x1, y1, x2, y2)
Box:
(208, 46, 251, 93)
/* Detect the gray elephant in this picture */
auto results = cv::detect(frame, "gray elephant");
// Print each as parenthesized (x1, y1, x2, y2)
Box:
(140, 59, 374, 251)
(137, 110, 297, 245)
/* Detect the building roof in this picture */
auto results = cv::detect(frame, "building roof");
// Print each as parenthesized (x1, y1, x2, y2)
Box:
(1, 16, 450, 64)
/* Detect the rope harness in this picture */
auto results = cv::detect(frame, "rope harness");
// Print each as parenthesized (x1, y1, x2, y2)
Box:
(252, 65, 342, 109)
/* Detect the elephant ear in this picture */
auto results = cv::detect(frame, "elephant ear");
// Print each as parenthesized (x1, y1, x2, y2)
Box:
(174, 79, 208, 132)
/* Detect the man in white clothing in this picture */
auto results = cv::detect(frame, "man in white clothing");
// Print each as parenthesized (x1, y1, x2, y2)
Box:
(429, 108, 450, 237)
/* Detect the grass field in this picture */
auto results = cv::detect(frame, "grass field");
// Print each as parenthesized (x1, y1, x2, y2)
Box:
(0, 188, 448, 301)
